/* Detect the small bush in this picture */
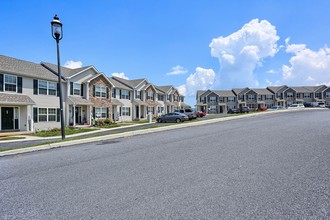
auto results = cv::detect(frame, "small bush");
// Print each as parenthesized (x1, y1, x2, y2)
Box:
(104, 118, 111, 125)
(97, 120, 105, 126)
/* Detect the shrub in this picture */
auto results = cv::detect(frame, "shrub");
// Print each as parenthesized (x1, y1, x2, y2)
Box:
(97, 120, 105, 126)
(104, 118, 111, 125)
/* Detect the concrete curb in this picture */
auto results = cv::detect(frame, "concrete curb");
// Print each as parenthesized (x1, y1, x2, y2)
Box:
(0, 108, 325, 157)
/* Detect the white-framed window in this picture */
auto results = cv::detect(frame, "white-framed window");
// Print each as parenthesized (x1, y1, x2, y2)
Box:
(158, 94, 164, 101)
(48, 108, 57, 122)
(228, 97, 235, 102)
(266, 95, 273, 100)
(48, 82, 57, 96)
(173, 95, 179, 102)
(121, 90, 130, 99)
(121, 107, 130, 116)
(286, 92, 293, 98)
(248, 95, 255, 100)
(95, 107, 107, 118)
(38, 108, 48, 122)
(209, 105, 216, 111)
(135, 90, 140, 99)
(326, 92, 330, 98)
(303, 93, 311, 98)
(95, 86, 107, 98)
(73, 83, 81, 95)
(147, 91, 154, 100)
(4, 74, 17, 92)
(38, 80, 48, 95)
(210, 96, 217, 102)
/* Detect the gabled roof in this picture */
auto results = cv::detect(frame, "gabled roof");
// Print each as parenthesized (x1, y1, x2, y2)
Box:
(290, 86, 313, 93)
(108, 77, 131, 90)
(85, 73, 114, 87)
(232, 87, 250, 95)
(41, 62, 95, 79)
(112, 77, 146, 89)
(156, 85, 174, 94)
(196, 90, 207, 98)
(267, 85, 288, 93)
(0, 55, 59, 81)
(250, 88, 273, 95)
(214, 90, 236, 97)
(142, 83, 157, 91)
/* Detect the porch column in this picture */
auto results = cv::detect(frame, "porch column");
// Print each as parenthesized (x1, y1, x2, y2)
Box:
(73, 104, 76, 127)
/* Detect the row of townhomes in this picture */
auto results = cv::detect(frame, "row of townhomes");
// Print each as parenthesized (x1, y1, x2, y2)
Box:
(196, 85, 330, 113)
(0, 55, 184, 132)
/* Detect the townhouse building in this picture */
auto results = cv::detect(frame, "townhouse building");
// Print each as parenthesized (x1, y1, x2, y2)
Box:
(0, 55, 185, 133)
(196, 90, 236, 114)
(196, 85, 329, 113)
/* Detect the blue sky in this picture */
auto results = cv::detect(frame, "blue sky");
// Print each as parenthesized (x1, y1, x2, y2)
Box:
(1, 0, 330, 106)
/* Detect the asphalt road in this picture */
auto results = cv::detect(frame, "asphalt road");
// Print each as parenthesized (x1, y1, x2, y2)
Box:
(1, 110, 329, 219)
(0, 113, 225, 151)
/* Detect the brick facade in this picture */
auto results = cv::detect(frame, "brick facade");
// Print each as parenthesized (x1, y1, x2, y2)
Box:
(89, 76, 112, 119)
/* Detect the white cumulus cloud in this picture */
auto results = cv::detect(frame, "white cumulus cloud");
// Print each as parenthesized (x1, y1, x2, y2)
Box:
(112, 72, 129, 80)
(209, 19, 280, 89)
(182, 67, 216, 96)
(177, 84, 187, 96)
(64, 60, 83, 69)
(281, 39, 330, 85)
(166, 65, 188, 75)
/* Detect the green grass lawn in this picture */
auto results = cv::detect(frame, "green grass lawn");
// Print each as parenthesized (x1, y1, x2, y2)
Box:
(0, 136, 26, 141)
(32, 127, 100, 137)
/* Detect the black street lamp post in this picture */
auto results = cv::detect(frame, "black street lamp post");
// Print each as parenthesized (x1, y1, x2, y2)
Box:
(51, 15, 65, 140)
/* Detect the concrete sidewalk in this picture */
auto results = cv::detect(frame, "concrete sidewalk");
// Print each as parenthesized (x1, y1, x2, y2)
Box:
(0, 108, 325, 157)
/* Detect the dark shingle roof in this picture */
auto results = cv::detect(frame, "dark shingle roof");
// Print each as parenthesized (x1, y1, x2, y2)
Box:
(250, 88, 273, 95)
(112, 77, 146, 88)
(0, 55, 58, 81)
(108, 77, 131, 90)
(41, 62, 92, 78)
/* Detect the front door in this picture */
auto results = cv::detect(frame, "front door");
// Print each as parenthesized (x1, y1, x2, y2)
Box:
(136, 106, 139, 119)
(75, 107, 82, 124)
(1, 107, 14, 130)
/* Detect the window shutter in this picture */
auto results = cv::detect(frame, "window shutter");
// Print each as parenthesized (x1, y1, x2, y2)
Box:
(93, 85, 96, 97)
(33, 107, 38, 123)
(17, 77, 22, 93)
(106, 107, 109, 118)
(57, 108, 60, 122)
(33, 79, 38, 95)
(106, 87, 109, 99)
(81, 84, 84, 97)
(0, 74, 3, 91)
(113, 88, 116, 98)
(57, 83, 60, 97)
(129, 91, 131, 100)
(93, 107, 95, 119)
(119, 107, 122, 116)
(119, 90, 122, 99)
(70, 82, 73, 95)
(128, 107, 131, 116)
(140, 91, 143, 100)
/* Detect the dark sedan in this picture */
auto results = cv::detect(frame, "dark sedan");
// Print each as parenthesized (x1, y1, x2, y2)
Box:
(157, 112, 189, 123)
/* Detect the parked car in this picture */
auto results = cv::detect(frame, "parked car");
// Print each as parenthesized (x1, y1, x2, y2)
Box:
(318, 102, 326, 108)
(228, 108, 240, 114)
(288, 104, 305, 109)
(175, 109, 197, 120)
(156, 112, 189, 123)
(196, 111, 206, 117)
(241, 106, 250, 113)
(268, 106, 284, 110)
(258, 107, 268, 111)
